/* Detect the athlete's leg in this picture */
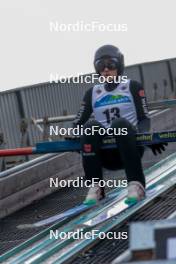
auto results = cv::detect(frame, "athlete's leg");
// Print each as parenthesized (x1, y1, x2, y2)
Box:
(111, 118, 146, 188)
(80, 120, 104, 181)
(80, 120, 105, 204)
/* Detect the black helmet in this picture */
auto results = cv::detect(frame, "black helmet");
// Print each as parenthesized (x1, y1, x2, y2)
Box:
(94, 44, 124, 75)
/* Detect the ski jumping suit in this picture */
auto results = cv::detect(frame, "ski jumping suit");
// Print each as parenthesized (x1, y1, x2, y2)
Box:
(73, 79, 151, 188)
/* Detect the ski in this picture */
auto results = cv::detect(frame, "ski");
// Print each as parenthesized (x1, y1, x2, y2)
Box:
(84, 183, 165, 227)
(56, 164, 175, 231)
(17, 186, 124, 228)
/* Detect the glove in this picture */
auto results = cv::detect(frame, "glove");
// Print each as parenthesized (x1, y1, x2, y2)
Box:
(148, 143, 168, 155)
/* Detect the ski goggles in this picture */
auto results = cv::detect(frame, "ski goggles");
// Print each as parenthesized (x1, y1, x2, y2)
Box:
(94, 58, 119, 72)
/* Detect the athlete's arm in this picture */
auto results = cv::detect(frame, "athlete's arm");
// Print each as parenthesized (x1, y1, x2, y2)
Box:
(130, 80, 150, 132)
(130, 80, 168, 154)
(73, 87, 93, 127)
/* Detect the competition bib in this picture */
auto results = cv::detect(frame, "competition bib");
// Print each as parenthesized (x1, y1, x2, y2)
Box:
(92, 80, 137, 128)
